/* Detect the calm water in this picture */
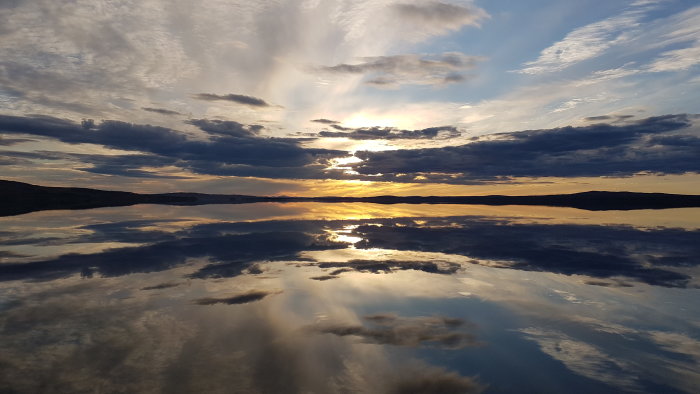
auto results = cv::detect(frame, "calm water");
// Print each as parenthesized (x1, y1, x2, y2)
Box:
(0, 204, 699, 394)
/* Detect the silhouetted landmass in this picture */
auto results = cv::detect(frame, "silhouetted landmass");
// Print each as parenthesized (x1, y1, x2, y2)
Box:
(2, 179, 700, 216)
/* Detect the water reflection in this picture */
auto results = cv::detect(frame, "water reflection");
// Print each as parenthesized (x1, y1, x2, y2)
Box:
(0, 204, 698, 393)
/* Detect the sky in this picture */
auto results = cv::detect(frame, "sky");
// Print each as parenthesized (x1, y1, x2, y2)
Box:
(0, 0, 699, 196)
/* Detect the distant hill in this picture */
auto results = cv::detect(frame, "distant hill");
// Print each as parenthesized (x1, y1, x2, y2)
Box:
(2, 179, 700, 216)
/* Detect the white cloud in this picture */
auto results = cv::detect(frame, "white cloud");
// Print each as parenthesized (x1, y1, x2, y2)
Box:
(646, 44, 700, 72)
(519, 2, 657, 74)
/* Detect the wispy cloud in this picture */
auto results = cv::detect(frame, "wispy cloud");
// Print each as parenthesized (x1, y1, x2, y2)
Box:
(142, 107, 182, 116)
(520, 328, 641, 390)
(646, 45, 700, 72)
(519, 2, 657, 74)
(311, 118, 340, 125)
(194, 93, 271, 107)
(194, 290, 280, 305)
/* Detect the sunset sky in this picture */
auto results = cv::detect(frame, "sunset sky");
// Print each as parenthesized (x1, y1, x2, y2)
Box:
(0, 0, 698, 196)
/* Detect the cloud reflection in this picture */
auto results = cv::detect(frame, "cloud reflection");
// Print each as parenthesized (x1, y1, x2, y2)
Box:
(0, 214, 697, 288)
(312, 313, 478, 349)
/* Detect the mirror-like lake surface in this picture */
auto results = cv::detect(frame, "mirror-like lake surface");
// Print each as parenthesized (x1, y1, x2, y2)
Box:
(1, 204, 699, 393)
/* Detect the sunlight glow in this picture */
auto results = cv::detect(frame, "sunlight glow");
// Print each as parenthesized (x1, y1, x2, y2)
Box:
(326, 155, 363, 175)
(341, 114, 397, 129)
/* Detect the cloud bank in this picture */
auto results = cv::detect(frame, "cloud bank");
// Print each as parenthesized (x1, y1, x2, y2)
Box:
(351, 114, 700, 183)
(0, 114, 343, 179)
(0, 113, 697, 183)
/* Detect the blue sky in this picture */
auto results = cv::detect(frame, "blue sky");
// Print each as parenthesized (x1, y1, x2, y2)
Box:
(0, 0, 698, 194)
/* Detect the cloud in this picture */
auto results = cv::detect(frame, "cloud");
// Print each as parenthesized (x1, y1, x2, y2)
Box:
(0, 272, 485, 394)
(0, 224, 345, 282)
(0, 114, 345, 179)
(0, 285, 195, 394)
(188, 260, 257, 279)
(186, 119, 263, 138)
(194, 93, 271, 107)
(351, 114, 700, 182)
(349, 217, 699, 288)
(1, 113, 698, 184)
(0, 1, 200, 117)
(310, 275, 338, 281)
(312, 313, 478, 349)
(388, 367, 485, 394)
(1, 216, 698, 289)
(645, 44, 700, 72)
(583, 114, 634, 122)
(141, 282, 182, 291)
(392, 1, 488, 36)
(0, 136, 34, 146)
(315, 259, 461, 275)
(1, 148, 184, 179)
(142, 107, 182, 116)
(311, 118, 340, 125)
(520, 328, 640, 390)
(319, 125, 460, 140)
(194, 290, 280, 305)
(518, 2, 655, 74)
(316, 52, 482, 87)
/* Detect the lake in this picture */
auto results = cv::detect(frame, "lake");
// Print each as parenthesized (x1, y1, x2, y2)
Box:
(1, 203, 699, 393)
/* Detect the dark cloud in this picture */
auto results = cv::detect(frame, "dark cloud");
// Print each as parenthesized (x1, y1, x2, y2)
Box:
(0, 155, 31, 165)
(316, 52, 481, 87)
(0, 251, 26, 259)
(0, 137, 34, 146)
(584, 114, 635, 122)
(319, 125, 460, 140)
(3, 113, 696, 183)
(186, 118, 263, 138)
(246, 263, 264, 274)
(310, 275, 338, 281)
(310, 118, 339, 125)
(352, 114, 700, 182)
(583, 279, 634, 288)
(316, 259, 461, 275)
(313, 313, 478, 349)
(142, 107, 182, 116)
(330, 124, 352, 131)
(194, 290, 279, 305)
(141, 282, 182, 291)
(0, 150, 184, 179)
(0, 114, 345, 178)
(194, 93, 270, 107)
(187, 260, 253, 280)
